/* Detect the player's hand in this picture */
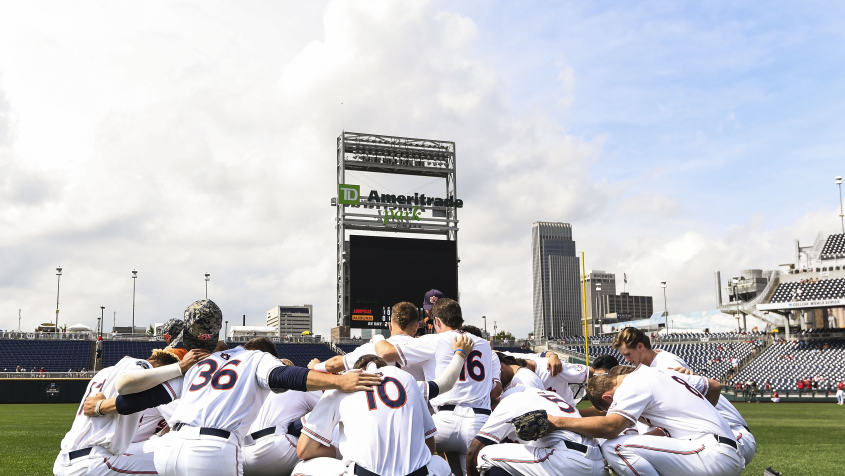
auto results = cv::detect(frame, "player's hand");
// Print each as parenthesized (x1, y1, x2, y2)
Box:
(547, 353, 563, 377)
(83, 392, 107, 417)
(453, 334, 475, 355)
(644, 427, 667, 437)
(670, 367, 695, 375)
(337, 369, 383, 392)
(179, 349, 211, 374)
(308, 359, 321, 370)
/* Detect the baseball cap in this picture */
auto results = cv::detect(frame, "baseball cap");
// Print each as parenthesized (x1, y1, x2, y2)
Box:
(423, 289, 445, 311)
(181, 299, 223, 352)
(161, 318, 184, 344)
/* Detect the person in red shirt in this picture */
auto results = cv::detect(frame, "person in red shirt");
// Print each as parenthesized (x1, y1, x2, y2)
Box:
(837, 381, 844, 405)
(771, 390, 780, 403)
(797, 380, 805, 390)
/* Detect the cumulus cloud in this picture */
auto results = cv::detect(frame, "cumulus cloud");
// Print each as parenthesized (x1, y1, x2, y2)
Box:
(0, 1, 838, 338)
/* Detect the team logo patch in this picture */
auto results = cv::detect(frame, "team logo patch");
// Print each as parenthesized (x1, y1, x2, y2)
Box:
(198, 333, 213, 341)
(162, 333, 171, 341)
(430, 296, 438, 304)
(574, 365, 584, 372)
(221, 352, 230, 360)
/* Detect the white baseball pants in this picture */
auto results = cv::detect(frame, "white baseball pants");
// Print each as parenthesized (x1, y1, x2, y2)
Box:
(732, 428, 757, 467)
(53, 452, 157, 476)
(243, 433, 300, 476)
(601, 434, 744, 476)
(432, 409, 489, 474)
(837, 390, 844, 404)
(291, 457, 453, 476)
(476, 441, 605, 476)
(154, 430, 244, 476)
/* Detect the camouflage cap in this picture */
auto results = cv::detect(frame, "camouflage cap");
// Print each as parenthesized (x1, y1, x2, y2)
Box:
(181, 299, 223, 352)
(161, 318, 184, 344)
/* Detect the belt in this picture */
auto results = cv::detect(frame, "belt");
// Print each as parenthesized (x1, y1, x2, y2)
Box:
(714, 435, 738, 450)
(437, 405, 491, 415)
(68, 448, 92, 461)
(250, 426, 276, 441)
(173, 423, 231, 440)
(563, 440, 589, 454)
(354, 464, 428, 476)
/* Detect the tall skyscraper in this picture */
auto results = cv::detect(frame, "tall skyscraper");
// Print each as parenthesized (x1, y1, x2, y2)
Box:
(532, 222, 583, 338)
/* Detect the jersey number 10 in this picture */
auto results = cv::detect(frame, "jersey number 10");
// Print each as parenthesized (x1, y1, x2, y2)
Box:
(366, 376, 407, 410)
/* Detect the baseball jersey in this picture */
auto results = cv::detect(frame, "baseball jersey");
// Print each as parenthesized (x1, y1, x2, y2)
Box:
(608, 365, 734, 440)
(660, 369, 748, 431)
(248, 389, 321, 433)
(649, 349, 690, 370)
(342, 334, 425, 380)
(303, 366, 436, 475)
(164, 346, 284, 441)
(532, 358, 588, 406)
(394, 330, 494, 409)
(60, 357, 154, 455)
(491, 352, 502, 388)
(477, 387, 594, 448)
(504, 367, 545, 392)
(132, 408, 167, 443)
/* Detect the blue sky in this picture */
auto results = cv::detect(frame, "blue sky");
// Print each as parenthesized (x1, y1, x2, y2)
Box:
(0, 1, 843, 337)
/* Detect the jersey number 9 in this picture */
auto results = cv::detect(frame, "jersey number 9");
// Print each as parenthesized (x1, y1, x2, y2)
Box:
(189, 360, 242, 392)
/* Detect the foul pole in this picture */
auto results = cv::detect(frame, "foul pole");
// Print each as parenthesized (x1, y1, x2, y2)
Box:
(581, 251, 589, 367)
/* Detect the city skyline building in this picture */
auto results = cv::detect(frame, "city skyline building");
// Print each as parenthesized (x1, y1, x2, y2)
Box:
(584, 270, 654, 335)
(266, 305, 313, 336)
(532, 222, 583, 338)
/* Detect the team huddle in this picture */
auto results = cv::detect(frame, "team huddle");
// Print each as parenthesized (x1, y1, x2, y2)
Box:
(54, 296, 756, 476)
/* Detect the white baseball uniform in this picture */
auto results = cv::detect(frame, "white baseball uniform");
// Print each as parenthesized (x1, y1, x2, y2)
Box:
(475, 387, 605, 476)
(532, 357, 589, 407)
(394, 330, 495, 473)
(154, 346, 285, 476)
(341, 334, 426, 381)
(602, 365, 743, 476)
(243, 390, 321, 476)
(503, 367, 545, 392)
(126, 400, 179, 454)
(650, 351, 756, 466)
(53, 357, 158, 476)
(293, 365, 450, 476)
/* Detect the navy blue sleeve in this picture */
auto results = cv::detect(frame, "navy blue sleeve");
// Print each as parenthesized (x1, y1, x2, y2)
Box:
(268, 366, 310, 393)
(428, 381, 440, 399)
(287, 419, 303, 437)
(474, 435, 497, 446)
(115, 384, 173, 415)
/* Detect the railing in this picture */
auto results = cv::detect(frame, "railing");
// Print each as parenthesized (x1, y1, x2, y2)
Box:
(0, 371, 96, 379)
(228, 335, 323, 344)
(723, 387, 838, 399)
(0, 331, 95, 340)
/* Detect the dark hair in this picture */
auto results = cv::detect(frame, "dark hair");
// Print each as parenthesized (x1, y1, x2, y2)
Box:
(392, 302, 420, 331)
(353, 354, 388, 370)
(244, 337, 279, 358)
(148, 350, 180, 366)
(432, 298, 463, 329)
(496, 352, 528, 368)
(592, 354, 619, 371)
(461, 325, 484, 338)
(612, 327, 652, 350)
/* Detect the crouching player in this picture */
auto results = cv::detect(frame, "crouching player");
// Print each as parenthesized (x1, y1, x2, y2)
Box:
(467, 386, 605, 476)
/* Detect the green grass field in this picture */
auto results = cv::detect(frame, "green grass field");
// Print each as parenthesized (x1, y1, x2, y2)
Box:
(2, 402, 843, 475)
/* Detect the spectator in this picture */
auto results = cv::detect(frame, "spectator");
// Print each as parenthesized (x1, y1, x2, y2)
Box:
(39, 367, 45, 373)
(15, 365, 20, 372)
(764, 380, 772, 391)
(797, 380, 805, 390)
(772, 390, 780, 403)
(731, 356, 738, 370)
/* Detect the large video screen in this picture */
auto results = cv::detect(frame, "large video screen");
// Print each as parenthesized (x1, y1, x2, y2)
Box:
(349, 235, 458, 329)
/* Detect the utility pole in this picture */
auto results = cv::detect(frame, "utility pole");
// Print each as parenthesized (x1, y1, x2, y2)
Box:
(661, 281, 668, 334)
(837, 176, 843, 234)
(18, 309, 21, 331)
(55, 266, 62, 332)
(205, 273, 210, 299)
(132, 269, 137, 336)
(113, 311, 116, 334)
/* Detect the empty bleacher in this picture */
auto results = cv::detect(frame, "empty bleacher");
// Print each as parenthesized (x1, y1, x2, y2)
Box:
(770, 277, 845, 303)
(102, 341, 167, 368)
(0, 340, 92, 372)
(820, 233, 845, 260)
(336, 344, 359, 354)
(730, 338, 845, 390)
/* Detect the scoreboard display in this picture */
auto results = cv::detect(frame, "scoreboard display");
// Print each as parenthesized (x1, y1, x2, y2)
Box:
(349, 235, 458, 329)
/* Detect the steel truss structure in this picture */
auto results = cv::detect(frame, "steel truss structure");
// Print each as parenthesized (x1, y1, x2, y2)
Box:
(336, 131, 458, 327)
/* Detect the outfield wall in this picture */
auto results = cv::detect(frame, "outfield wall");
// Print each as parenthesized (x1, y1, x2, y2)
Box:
(0, 378, 89, 404)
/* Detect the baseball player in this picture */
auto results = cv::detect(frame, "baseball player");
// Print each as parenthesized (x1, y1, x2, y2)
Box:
(497, 353, 544, 392)
(243, 360, 320, 476)
(82, 302, 382, 476)
(53, 346, 206, 476)
(293, 355, 454, 476)
(613, 327, 690, 369)
(467, 386, 605, 476)
(551, 366, 743, 476)
(312, 302, 426, 380)
(375, 298, 495, 475)
(161, 318, 187, 360)
(837, 381, 844, 405)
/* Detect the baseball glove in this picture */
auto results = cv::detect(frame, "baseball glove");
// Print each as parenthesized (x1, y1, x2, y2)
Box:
(508, 409, 549, 441)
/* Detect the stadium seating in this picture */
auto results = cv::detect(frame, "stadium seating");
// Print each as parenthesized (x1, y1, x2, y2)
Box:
(820, 233, 845, 260)
(336, 344, 359, 354)
(272, 343, 338, 367)
(730, 338, 845, 390)
(556, 341, 759, 380)
(102, 341, 166, 368)
(0, 340, 92, 372)
(492, 347, 535, 354)
(770, 278, 845, 303)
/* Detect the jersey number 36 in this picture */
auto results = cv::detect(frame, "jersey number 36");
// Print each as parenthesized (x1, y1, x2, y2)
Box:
(189, 360, 242, 392)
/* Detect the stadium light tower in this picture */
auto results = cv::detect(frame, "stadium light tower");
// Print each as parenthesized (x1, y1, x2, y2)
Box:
(55, 266, 62, 332)
(205, 273, 210, 299)
(660, 281, 668, 334)
(837, 176, 843, 234)
(132, 269, 137, 337)
(18, 309, 21, 331)
(732, 276, 741, 333)
(100, 306, 105, 339)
